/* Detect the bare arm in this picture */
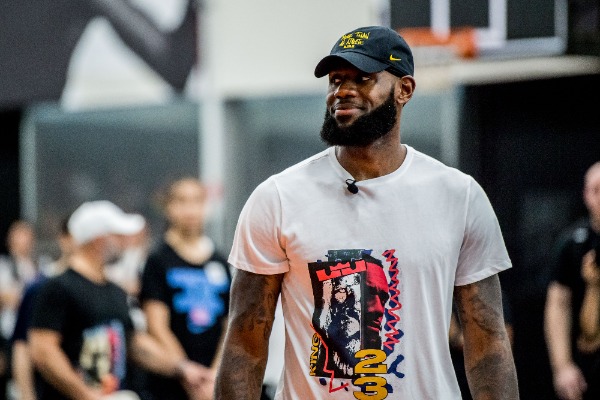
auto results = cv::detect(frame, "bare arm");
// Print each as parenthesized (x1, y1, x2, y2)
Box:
(579, 251, 600, 343)
(128, 331, 189, 378)
(0, 288, 22, 310)
(12, 340, 37, 400)
(214, 269, 283, 399)
(143, 299, 188, 360)
(29, 329, 101, 400)
(545, 281, 587, 400)
(141, 299, 217, 398)
(545, 282, 575, 372)
(211, 317, 228, 372)
(454, 274, 519, 399)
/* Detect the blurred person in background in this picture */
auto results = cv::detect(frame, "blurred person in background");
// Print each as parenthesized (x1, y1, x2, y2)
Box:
(545, 161, 600, 400)
(0, 220, 39, 400)
(28, 200, 208, 400)
(140, 177, 231, 400)
(105, 225, 151, 400)
(578, 243, 600, 400)
(11, 216, 75, 400)
(0, 221, 39, 337)
(105, 226, 149, 300)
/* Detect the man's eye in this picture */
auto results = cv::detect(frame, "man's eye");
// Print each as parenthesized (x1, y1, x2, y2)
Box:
(360, 76, 371, 82)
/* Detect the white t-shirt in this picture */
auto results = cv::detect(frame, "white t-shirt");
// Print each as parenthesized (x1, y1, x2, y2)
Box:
(229, 145, 512, 400)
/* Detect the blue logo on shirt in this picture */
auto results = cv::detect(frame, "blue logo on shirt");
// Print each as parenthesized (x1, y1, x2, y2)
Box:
(167, 263, 229, 334)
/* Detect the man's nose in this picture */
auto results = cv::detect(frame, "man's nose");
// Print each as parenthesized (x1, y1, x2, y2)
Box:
(335, 80, 357, 98)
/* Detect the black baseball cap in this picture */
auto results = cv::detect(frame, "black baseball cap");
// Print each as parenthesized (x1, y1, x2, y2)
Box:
(314, 26, 414, 78)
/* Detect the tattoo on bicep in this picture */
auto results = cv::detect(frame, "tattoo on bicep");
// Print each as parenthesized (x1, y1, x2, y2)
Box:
(231, 271, 281, 339)
(454, 276, 506, 340)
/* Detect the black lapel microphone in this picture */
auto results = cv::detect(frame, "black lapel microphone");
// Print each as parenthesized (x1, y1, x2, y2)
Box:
(345, 178, 359, 194)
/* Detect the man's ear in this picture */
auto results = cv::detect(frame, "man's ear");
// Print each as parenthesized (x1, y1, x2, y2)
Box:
(396, 76, 416, 105)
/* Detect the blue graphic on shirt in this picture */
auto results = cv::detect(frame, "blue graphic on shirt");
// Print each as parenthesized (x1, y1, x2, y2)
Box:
(167, 265, 229, 334)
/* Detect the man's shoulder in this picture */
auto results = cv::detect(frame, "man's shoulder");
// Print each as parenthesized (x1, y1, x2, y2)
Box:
(250, 148, 331, 195)
(408, 146, 473, 185)
(37, 269, 74, 290)
(273, 148, 330, 178)
(556, 217, 592, 245)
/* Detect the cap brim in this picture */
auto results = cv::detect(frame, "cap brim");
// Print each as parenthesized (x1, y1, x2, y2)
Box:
(110, 214, 145, 236)
(314, 53, 389, 78)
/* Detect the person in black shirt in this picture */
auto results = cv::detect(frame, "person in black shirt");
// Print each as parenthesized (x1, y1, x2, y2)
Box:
(11, 217, 74, 400)
(545, 162, 600, 400)
(140, 178, 231, 400)
(29, 200, 207, 400)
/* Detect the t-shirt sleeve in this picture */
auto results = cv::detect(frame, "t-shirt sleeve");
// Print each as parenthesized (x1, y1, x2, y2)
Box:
(139, 252, 168, 304)
(228, 178, 289, 275)
(11, 281, 40, 342)
(455, 178, 512, 286)
(29, 278, 68, 332)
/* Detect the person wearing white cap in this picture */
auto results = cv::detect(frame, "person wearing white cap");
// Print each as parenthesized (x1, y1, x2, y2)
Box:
(27, 201, 208, 400)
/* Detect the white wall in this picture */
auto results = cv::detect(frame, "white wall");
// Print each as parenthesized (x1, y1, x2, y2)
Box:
(201, 0, 380, 97)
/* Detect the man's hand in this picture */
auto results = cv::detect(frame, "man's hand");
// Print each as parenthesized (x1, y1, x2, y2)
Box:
(553, 362, 587, 400)
(581, 251, 600, 286)
(177, 360, 215, 400)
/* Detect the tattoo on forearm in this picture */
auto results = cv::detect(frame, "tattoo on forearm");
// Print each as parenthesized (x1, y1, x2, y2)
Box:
(454, 276, 519, 399)
(215, 270, 283, 399)
(455, 277, 506, 340)
(469, 353, 517, 399)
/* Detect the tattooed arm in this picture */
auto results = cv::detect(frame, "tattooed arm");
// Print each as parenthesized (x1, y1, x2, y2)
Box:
(214, 269, 284, 399)
(454, 274, 519, 399)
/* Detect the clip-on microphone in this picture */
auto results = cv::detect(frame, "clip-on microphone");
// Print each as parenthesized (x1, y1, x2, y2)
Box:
(345, 179, 359, 194)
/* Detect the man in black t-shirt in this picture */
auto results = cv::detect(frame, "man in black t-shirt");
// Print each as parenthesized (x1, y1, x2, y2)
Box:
(29, 201, 209, 400)
(545, 162, 600, 400)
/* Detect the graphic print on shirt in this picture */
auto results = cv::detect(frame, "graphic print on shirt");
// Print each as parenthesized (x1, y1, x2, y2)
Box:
(167, 261, 229, 334)
(79, 320, 127, 393)
(308, 248, 403, 399)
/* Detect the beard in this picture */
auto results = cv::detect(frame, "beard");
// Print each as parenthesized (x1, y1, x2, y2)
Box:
(320, 88, 397, 147)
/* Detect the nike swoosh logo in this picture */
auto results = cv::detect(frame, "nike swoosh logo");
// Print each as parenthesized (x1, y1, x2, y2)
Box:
(389, 54, 401, 61)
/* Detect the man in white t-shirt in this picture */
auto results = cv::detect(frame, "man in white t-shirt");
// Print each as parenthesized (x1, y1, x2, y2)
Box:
(215, 26, 519, 400)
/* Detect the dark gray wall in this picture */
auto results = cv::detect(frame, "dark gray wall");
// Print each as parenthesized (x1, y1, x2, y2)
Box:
(457, 73, 600, 399)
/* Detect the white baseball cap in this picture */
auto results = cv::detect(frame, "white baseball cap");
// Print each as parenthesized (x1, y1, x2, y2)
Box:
(68, 200, 145, 245)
